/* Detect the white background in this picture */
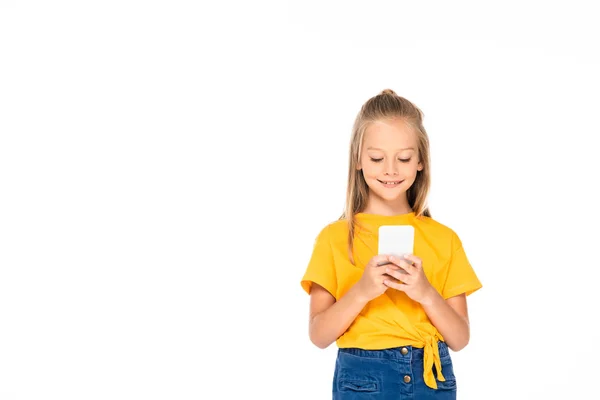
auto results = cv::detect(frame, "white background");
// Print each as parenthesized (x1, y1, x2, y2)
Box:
(1, 1, 599, 399)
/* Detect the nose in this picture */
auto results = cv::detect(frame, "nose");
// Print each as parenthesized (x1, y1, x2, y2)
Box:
(384, 159, 399, 176)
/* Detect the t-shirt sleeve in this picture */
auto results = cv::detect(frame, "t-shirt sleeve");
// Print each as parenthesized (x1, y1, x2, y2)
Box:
(300, 224, 337, 298)
(441, 231, 482, 299)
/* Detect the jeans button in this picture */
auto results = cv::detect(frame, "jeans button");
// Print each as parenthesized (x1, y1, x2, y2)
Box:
(400, 347, 408, 355)
(404, 375, 411, 383)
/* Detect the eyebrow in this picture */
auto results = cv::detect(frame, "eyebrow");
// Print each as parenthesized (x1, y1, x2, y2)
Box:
(367, 147, 415, 151)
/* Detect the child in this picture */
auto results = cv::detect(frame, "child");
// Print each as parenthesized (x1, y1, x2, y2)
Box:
(300, 89, 482, 399)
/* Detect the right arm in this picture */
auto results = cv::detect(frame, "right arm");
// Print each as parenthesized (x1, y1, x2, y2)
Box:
(308, 284, 369, 349)
(308, 254, 397, 349)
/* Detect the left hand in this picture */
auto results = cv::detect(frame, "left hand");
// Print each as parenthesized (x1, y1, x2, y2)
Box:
(383, 254, 435, 304)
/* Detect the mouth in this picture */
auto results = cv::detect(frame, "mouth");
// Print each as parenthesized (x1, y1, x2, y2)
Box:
(378, 179, 404, 188)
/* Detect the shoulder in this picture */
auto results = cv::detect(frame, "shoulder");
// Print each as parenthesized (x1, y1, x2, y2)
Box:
(414, 215, 462, 246)
(313, 219, 348, 242)
(308, 219, 351, 252)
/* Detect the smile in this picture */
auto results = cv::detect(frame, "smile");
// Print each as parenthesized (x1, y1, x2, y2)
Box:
(378, 179, 404, 187)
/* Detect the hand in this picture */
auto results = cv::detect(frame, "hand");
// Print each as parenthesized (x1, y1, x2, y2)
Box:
(382, 254, 436, 304)
(354, 255, 399, 302)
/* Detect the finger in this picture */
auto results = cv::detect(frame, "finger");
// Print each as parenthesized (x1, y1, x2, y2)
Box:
(384, 264, 404, 272)
(388, 256, 417, 275)
(402, 254, 422, 269)
(374, 254, 393, 267)
(383, 278, 408, 291)
(400, 259, 418, 275)
(385, 266, 411, 283)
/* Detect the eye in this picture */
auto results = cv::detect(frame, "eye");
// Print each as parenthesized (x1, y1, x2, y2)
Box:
(399, 158, 411, 163)
(370, 158, 383, 163)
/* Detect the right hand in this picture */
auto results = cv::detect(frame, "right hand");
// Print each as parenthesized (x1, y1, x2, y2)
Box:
(354, 255, 403, 302)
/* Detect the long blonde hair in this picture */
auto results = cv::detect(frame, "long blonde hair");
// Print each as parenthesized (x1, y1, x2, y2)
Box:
(340, 89, 432, 264)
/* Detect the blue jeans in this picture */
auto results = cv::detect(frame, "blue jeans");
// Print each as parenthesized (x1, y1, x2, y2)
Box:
(333, 341, 457, 399)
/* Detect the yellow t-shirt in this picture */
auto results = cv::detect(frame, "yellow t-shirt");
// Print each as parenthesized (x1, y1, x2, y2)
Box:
(300, 212, 482, 389)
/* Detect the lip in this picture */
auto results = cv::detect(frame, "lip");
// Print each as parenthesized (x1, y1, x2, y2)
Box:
(378, 179, 404, 188)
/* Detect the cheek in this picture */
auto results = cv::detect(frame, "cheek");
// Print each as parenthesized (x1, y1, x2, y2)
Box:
(361, 163, 380, 178)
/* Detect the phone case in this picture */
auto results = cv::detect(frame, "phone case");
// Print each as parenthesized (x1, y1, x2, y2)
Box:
(378, 225, 415, 259)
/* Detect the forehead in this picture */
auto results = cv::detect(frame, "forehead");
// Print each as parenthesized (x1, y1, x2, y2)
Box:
(363, 118, 417, 150)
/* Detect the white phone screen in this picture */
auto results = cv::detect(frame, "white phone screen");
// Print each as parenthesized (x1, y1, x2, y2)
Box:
(378, 225, 415, 260)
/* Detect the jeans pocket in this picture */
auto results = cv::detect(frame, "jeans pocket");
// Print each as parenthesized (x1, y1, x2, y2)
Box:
(434, 355, 457, 390)
(338, 372, 380, 393)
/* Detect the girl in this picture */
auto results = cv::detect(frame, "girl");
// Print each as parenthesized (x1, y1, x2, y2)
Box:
(300, 89, 482, 399)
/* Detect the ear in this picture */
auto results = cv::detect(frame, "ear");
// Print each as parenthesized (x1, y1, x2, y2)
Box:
(417, 161, 423, 171)
(356, 160, 362, 170)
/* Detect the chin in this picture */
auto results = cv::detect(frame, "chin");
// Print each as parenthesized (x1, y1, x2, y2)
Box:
(382, 194, 406, 202)
(371, 188, 406, 202)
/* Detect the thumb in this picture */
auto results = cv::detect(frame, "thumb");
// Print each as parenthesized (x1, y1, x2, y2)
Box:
(374, 254, 391, 267)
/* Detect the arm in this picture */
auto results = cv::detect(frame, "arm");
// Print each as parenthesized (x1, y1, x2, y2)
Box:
(382, 254, 472, 352)
(421, 290, 470, 351)
(308, 283, 368, 349)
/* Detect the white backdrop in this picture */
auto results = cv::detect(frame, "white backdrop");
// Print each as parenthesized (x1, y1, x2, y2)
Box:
(1, 1, 599, 399)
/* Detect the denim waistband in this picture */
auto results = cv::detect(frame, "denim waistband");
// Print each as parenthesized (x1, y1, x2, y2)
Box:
(338, 340, 449, 361)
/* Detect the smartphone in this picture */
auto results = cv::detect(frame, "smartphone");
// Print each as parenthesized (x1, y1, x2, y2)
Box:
(378, 225, 415, 267)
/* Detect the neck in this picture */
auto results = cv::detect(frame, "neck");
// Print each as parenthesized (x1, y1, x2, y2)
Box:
(362, 195, 413, 216)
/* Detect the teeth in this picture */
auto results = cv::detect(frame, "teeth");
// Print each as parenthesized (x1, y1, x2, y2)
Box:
(382, 181, 400, 184)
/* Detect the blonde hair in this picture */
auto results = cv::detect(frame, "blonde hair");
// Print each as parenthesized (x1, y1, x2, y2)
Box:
(340, 89, 432, 263)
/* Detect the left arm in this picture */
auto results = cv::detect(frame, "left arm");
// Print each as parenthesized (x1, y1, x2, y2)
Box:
(420, 290, 470, 351)
(383, 254, 471, 352)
